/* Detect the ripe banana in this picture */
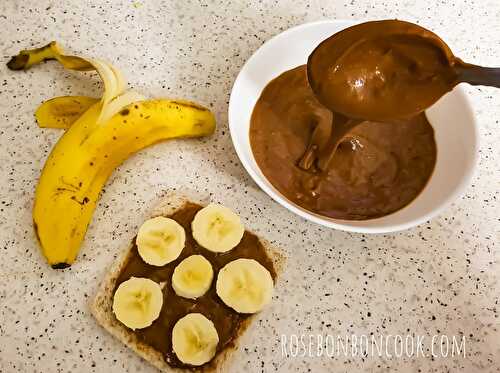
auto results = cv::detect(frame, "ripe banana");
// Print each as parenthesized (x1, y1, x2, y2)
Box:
(33, 99, 215, 268)
(112, 277, 163, 330)
(8, 42, 216, 268)
(216, 258, 273, 313)
(172, 255, 213, 299)
(191, 204, 244, 253)
(172, 313, 219, 366)
(136, 216, 186, 266)
(35, 96, 99, 129)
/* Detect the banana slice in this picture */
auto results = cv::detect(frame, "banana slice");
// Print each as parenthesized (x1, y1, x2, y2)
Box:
(191, 204, 244, 253)
(112, 277, 163, 330)
(136, 216, 185, 266)
(172, 313, 219, 366)
(172, 255, 213, 299)
(216, 258, 273, 314)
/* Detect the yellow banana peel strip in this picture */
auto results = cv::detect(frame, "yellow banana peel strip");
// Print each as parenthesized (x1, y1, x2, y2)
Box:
(35, 96, 99, 129)
(7, 41, 92, 71)
(35, 90, 146, 130)
(7, 41, 126, 124)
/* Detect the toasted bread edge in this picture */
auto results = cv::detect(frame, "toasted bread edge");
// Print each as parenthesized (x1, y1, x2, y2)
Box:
(89, 192, 285, 373)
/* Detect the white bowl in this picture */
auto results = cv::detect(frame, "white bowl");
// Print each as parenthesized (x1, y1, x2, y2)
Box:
(228, 20, 479, 233)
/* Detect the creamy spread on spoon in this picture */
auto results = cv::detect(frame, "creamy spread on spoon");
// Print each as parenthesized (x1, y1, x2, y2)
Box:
(307, 19, 459, 121)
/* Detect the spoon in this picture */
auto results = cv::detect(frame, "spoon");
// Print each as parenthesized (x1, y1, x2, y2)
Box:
(300, 19, 500, 170)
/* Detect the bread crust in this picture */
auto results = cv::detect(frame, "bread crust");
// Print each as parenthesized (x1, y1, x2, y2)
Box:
(90, 192, 285, 372)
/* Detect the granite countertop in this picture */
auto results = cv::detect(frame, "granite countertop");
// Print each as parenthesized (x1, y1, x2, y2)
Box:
(0, 1, 499, 372)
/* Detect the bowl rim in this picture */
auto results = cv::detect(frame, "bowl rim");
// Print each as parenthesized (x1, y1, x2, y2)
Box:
(228, 19, 480, 233)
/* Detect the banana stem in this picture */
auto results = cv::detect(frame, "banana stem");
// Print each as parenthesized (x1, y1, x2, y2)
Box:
(7, 41, 93, 71)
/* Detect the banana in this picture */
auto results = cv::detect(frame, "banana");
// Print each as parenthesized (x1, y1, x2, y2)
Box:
(35, 96, 99, 129)
(112, 277, 163, 330)
(136, 217, 185, 266)
(191, 204, 244, 253)
(172, 313, 219, 366)
(33, 99, 215, 268)
(8, 42, 216, 268)
(216, 258, 273, 314)
(172, 255, 213, 299)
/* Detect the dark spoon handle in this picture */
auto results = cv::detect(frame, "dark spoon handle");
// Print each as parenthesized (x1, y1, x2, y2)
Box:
(455, 63, 500, 88)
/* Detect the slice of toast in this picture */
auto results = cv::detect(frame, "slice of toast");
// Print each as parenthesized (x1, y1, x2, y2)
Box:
(90, 192, 285, 372)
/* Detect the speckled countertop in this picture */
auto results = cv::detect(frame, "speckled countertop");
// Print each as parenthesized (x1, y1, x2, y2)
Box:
(0, 1, 499, 372)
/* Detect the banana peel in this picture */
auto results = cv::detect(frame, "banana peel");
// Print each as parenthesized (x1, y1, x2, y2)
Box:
(8, 41, 128, 124)
(7, 41, 93, 71)
(35, 96, 99, 129)
(8, 43, 216, 268)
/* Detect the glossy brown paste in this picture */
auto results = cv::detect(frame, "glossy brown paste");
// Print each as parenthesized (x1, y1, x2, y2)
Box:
(250, 65, 437, 220)
(307, 19, 458, 121)
(115, 203, 276, 369)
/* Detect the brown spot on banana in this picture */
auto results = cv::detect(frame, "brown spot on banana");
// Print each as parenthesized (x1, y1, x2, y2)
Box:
(70, 196, 90, 206)
(33, 221, 41, 244)
(169, 100, 209, 112)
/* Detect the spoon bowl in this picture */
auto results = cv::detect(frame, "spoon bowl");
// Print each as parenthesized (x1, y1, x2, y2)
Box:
(307, 20, 458, 121)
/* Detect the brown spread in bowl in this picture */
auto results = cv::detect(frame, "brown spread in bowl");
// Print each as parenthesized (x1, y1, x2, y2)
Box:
(249, 65, 436, 220)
